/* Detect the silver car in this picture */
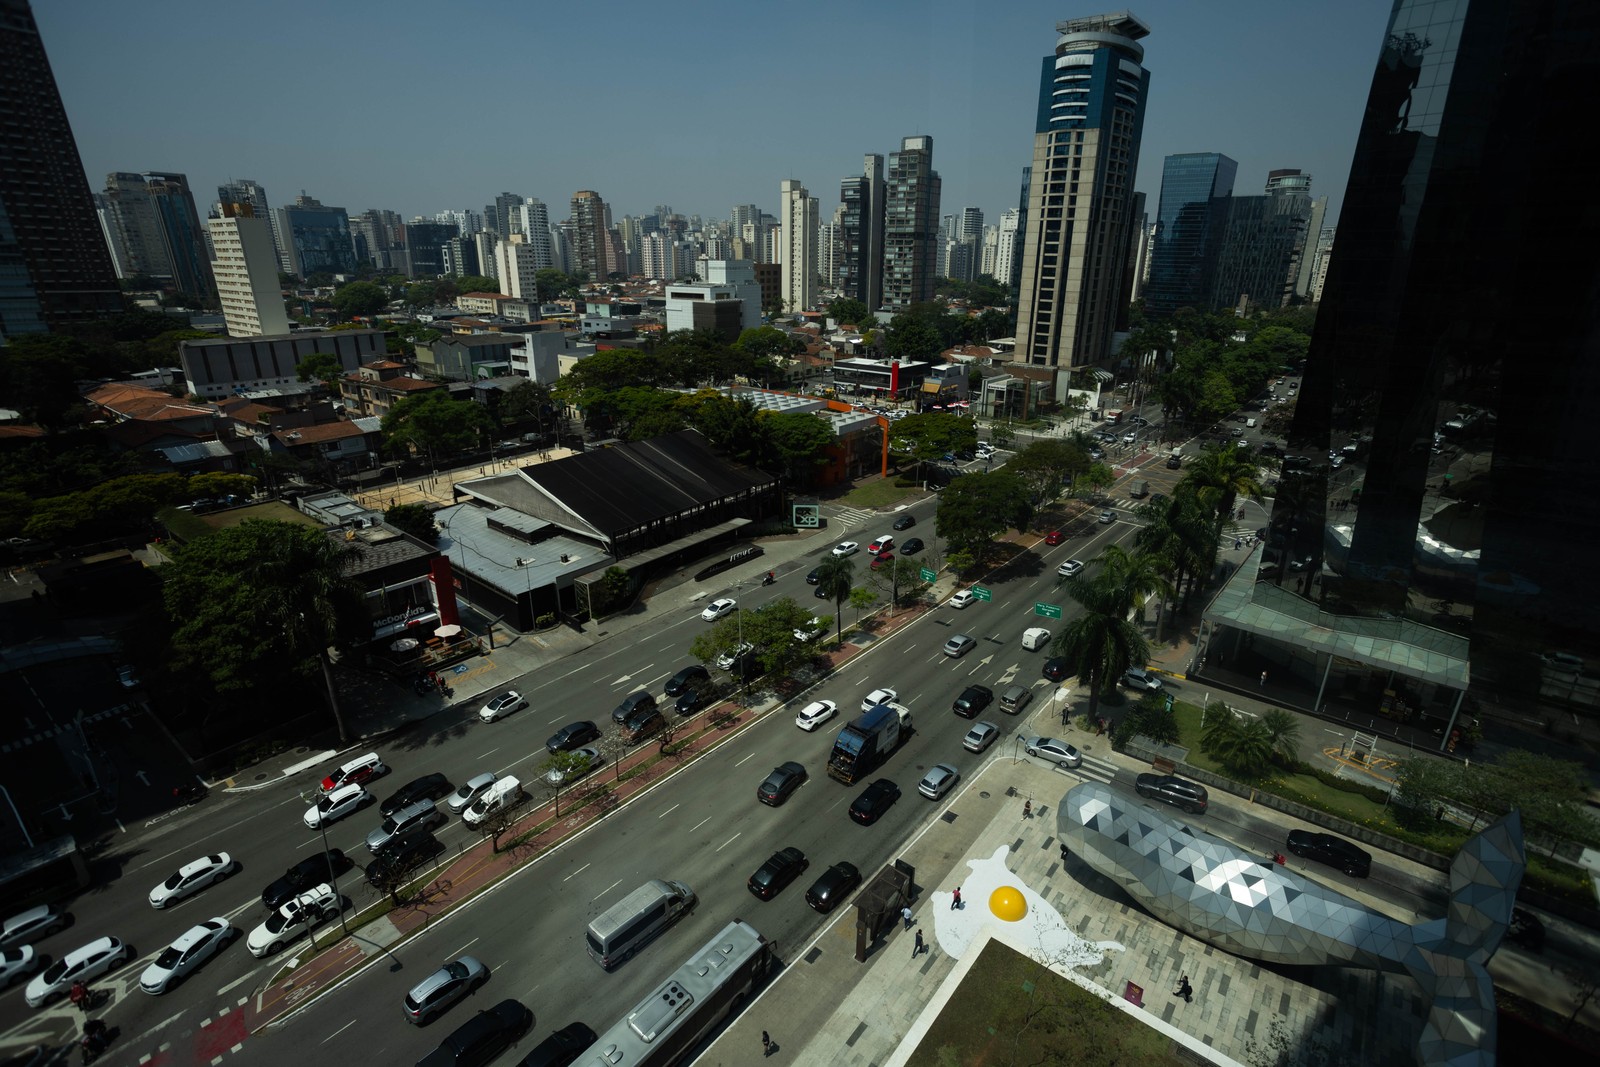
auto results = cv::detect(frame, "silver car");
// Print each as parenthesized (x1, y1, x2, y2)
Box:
(962, 722, 999, 753)
(447, 772, 497, 814)
(404, 955, 489, 1025)
(1024, 736, 1083, 769)
(917, 763, 961, 800)
(0, 905, 67, 950)
(943, 634, 976, 658)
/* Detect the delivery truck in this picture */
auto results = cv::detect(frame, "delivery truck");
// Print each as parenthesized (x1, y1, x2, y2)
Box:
(828, 703, 911, 784)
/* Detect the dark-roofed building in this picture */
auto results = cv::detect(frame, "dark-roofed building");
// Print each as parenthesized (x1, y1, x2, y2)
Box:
(179, 328, 385, 400)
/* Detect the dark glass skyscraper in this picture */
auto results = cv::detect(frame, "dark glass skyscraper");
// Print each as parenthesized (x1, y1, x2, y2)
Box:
(1208, 0, 1600, 756)
(0, 0, 122, 336)
(882, 136, 940, 310)
(838, 155, 885, 313)
(1144, 152, 1236, 315)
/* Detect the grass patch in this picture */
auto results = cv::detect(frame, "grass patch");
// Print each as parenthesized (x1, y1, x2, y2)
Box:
(908, 941, 1187, 1067)
(841, 479, 921, 509)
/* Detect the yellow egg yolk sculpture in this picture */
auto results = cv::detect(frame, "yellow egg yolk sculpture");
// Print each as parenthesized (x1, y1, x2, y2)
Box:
(989, 884, 1028, 922)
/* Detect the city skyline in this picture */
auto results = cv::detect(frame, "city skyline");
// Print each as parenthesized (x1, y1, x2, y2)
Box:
(39, 0, 1392, 236)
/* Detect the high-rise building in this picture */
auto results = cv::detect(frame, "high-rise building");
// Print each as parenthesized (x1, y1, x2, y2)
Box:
(992, 210, 1022, 286)
(779, 179, 818, 313)
(473, 231, 500, 280)
(434, 208, 482, 236)
(348, 208, 402, 271)
(483, 192, 524, 237)
(278, 195, 356, 278)
(1308, 226, 1335, 303)
(402, 221, 458, 278)
(839, 155, 886, 312)
(1014, 14, 1151, 386)
(729, 204, 761, 239)
(0, 0, 122, 338)
(208, 202, 289, 338)
(1206, 169, 1317, 312)
(1218, 0, 1600, 821)
(510, 200, 553, 272)
(818, 220, 842, 289)
(444, 235, 479, 279)
(494, 234, 545, 301)
(570, 190, 608, 280)
(217, 179, 287, 274)
(882, 136, 941, 309)
(1144, 152, 1238, 315)
(99, 171, 214, 299)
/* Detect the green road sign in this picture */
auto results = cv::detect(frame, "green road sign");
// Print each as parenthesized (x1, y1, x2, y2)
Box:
(972, 586, 993, 602)
(919, 568, 937, 583)
(1034, 602, 1062, 619)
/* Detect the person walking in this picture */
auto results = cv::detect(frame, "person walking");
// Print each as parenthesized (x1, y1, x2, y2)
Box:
(901, 905, 914, 930)
(70, 981, 88, 1013)
(1023, 799, 1033, 819)
(762, 1030, 772, 1057)
(913, 929, 925, 957)
(1259, 670, 1268, 687)
(951, 886, 962, 910)
(1174, 974, 1193, 1003)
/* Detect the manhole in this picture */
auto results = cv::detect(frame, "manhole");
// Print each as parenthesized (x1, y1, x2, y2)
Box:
(979, 790, 992, 799)
(294, 746, 310, 755)
(255, 772, 269, 781)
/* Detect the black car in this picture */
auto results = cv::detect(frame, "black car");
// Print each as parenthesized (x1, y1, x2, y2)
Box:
(546, 720, 600, 753)
(814, 584, 831, 599)
(1507, 907, 1545, 952)
(611, 690, 657, 724)
(417, 998, 533, 1067)
(515, 1022, 598, 1067)
(900, 537, 925, 554)
(892, 514, 917, 531)
(664, 664, 709, 697)
(262, 849, 352, 910)
(674, 688, 707, 716)
(1134, 773, 1209, 815)
(804, 861, 862, 913)
(806, 567, 821, 584)
(955, 449, 976, 461)
(952, 684, 993, 718)
(747, 847, 809, 900)
(756, 761, 808, 806)
(381, 773, 454, 818)
(1042, 657, 1069, 682)
(1285, 830, 1372, 877)
(365, 830, 444, 886)
(849, 778, 901, 825)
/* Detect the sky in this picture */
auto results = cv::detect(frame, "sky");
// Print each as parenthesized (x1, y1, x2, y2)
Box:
(40, 0, 1396, 232)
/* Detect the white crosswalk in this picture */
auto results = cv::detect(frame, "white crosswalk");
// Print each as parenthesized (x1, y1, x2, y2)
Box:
(827, 506, 875, 532)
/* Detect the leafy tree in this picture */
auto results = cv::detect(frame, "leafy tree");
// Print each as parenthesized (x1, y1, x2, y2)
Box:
(1259, 708, 1302, 763)
(0, 334, 87, 430)
(296, 352, 346, 389)
(1050, 604, 1148, 723)
(733, 325, 800, 362)
(935, 470, 1033, 558)
(381, 389, 494, 466)
(755, 410, 835, 485)
(884, 317, 940, 361)
(741, 596, 828, 678)
(1199, 705, 1277, 778)
(1182, 444, 1263, 531)
(1007, 439, 1089, 504)
(385, 502, 438, 544)
(24, 472, 188, 542)
(330, 280, 389, 319)
(496, 378, 555, 433)
(814, 555, 856, 643)
(686, 394, 762, 462)
(402, 281, 438, 308)
(188, 472, 257, 501)
(847, 586, 879, 628)
(552, 349, 666, 407)
(455, 275, 500, 297)
(829, 298, 869, 326)
(888, 412, 977, 476)
(868, 556, 929, 607)
(1111, 694, 1182, 749)
(608, 386, 687, 441)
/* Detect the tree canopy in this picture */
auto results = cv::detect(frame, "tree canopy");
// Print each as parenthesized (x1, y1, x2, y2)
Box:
(936, 470, 1034, 557)
(828, 298, 870, 327)
(381, 389, 494, 462)
(330, 280, 389, 319)
(296, 352, 345, 389)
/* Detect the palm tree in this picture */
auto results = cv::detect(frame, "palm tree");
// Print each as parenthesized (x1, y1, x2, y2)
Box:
(1183, 444, 1263, 528)
(1092, 544, 1174, 623)
(1053, 566, 1152, 723)
(814, 555, 856, 644)
(1259, 708, 1302, 764)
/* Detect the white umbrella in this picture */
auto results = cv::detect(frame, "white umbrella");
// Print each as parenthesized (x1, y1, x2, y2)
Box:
(390, 637, 419, 652)
(434, 624, 463, 638)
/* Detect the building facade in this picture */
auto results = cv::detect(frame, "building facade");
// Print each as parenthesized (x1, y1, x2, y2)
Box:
(666, 259, 761, 339)
(402, 221, 458, 278)
(570, 190, 608, 279)
(180, 328, 385, 400)
(1144, 152, 1238, 315)
(208, 205, 289, 338)
(278, 195, 356, 278)
(882, 136, 941, 309)
(1013, 14, 1151, 388)
(216, 179, 287, 274)
(99, 171, 215, 299)
(779, 179, 818, 313)
(493, 234, 544, 301)
(1207, 171, 1319, 312)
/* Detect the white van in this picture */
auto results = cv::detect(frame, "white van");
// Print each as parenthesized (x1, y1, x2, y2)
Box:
(1245, 417, 1257, 429)
(586, 879, 696, 970)
(461, 776, 524, 827)
(1021, 627, 1051, 651)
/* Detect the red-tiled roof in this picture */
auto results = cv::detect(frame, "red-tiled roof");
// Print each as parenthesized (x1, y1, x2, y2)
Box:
(270, 421, 370, 446)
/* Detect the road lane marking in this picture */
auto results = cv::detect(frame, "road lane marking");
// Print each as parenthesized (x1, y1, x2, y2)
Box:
(477, 747, 501, 759)
(642, 671, 671, 690)
(323, 1019, 357, 1043)
(657, 803, 680, 819)
(734, 751, 757, 766)
(715, 832, 742, 852)
(449, 937, 479, 958)
(691, 815, 712, 833)
(596, 877, 622, 899)
(218, 969, 260, 996)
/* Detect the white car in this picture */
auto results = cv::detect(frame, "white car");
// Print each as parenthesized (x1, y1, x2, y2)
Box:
(1, 904, 67, 950)
(716, 641, 755, 671)
(149, 853, 236, 909)
(917, 764, 961, 801)
(1, 946, 40, 989)
(701, 597, 738, 621)
(24, 936, 133, 1007)
(861, 687, 898, 712)
(831, 541, 859, 557)
(867, 536, 894, 555)
(447, 772, 497, 814)
(247, 884, 340, 958)
(1057, 559, 1085, 578)
(948, 590, 976, 609)
(1025, 736, 1083, 769)
(140, 918, 234, 994)
(795, 700, 839, 732)
(792, 616, 826, 642)
(304, 783, 371, 829)
(478, 690, 527, 723)
(962, 722, 999, 753)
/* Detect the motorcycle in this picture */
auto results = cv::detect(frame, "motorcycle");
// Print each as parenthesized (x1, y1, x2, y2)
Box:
(761, 572, 776, 586)
(171, 783, 206, 806)
(80, 1020, 110, 1064)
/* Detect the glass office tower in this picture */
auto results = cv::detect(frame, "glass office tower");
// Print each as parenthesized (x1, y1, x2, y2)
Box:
(1144, 152, 1237, 316)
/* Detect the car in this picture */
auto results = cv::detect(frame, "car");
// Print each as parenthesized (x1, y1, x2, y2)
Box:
(1285, 830, 1372, 877)
(478, 690, 527, 723)
(1098, 509, 1116, 524)
(24, 936, 133, 1007)
(149, 853, 235, 909)
(948, 589, 975, 609)
(365, 830, 444, 887)
(0, 946, 40, 989)
(963, 722, 999, 753)
(870, 551, 895, 570)
(1507, 908, 1546, 952)
(673, 688, 709, 715)
(319, 752, 386, 793)
(747, 847, 809, 900)
(417, 998, 533, 1067)
(867, 536, 894, 555)
(999, 684, 1034, 714)
(861, 687, 898, 711)
(952, 684, 993, 718)
(849, 778, 901, 825)
(795, 699, 838, 731)
(1089, 448, 1105, 460)
(1134, 773, 1209, 815)
(804, 861, 863, 913)
(805, 567, 822, 584)
(831, 541, 859, 557)
(0, 905, 68, 950)
(517, 1022, 599, 1067)
(943, 634, 977, 658)
(1122, 666, 1163, 691)
(405, 955, 490, 1025)
(664, 664, 709, 697)
(262, 850, 352, 910)
(247, 884, 340, 957)
(700, 597, 738, 621)
(304, 783, 372, 828)
(892, 514, 917, 531)
(1122, 431, 1137, 444)
(814, 583, 832, 599)
(716, 641, 755, 671)
(899, 537, 924, 554)
(756, 761, 808, 806)
(621, 706, 665, 744)
(117, 664, 140, 689)
(139, 918, 234, 994)
(918, 763, 961, 801)
(1024, 736, 1082, 768)
(544, 746, 600, 787)
(381, 774, 453, 818)
(545, 720, 600, 754)
(1057, 558, 1084, 578)
(1042, 657, 1069, 681)
(367, 799, 444, 852)
(792, 616, 826, 642)
(448, 771, 499, 812)
(1044, 530, 1065, 546)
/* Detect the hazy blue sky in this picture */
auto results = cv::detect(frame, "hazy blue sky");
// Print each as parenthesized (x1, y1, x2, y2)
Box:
(40, 0, 1395, 230)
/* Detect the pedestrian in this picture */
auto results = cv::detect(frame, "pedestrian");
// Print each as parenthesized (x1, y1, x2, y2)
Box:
(762, 1030, 772, 1057)
(1233, 537, 1241, 550)
(1260, 670, 1268, 687)
(901, 905, 913, 930)
(913, 929, 925, 957)
(1174, 974, 1193, 1002)
(1023, 799, 1032, 819)
(69, 981, 87, 1013)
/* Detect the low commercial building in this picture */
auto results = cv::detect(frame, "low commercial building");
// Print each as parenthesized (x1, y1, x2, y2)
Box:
(179, 329, 385, 400)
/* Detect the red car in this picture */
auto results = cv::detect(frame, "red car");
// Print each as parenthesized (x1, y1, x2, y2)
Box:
(871, 551, 895, 569)
(1044, 530, 1065, 546)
